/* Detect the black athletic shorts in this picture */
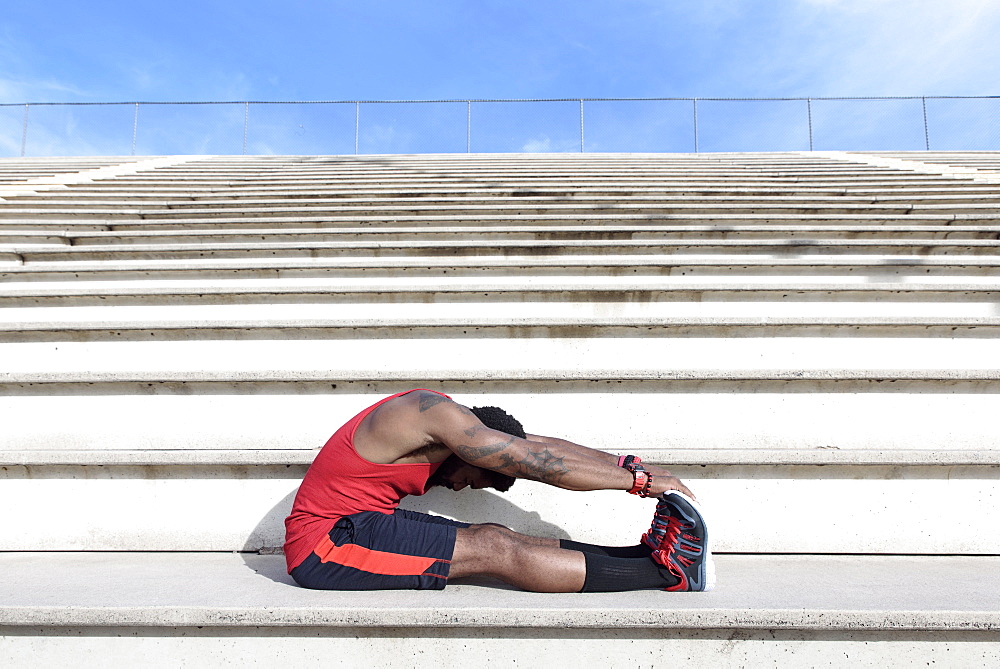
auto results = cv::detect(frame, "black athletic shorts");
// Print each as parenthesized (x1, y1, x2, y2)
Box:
(290, 508, 471, 591)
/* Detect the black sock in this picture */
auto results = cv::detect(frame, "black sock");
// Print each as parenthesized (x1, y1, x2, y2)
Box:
(560, 539, 652, 559)
(579, 551, 679, 592)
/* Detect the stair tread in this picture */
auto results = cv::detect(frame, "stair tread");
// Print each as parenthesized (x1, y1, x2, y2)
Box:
(1, 553, 996, 630)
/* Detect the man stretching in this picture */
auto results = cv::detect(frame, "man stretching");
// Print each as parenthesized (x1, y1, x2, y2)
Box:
(284, 389, 714, 593)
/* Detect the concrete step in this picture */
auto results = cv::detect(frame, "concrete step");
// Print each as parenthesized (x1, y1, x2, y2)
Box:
(0, 553, 997, 667)
(102, 159, 936, 173)
(55, 180, 1000, 199)
(872, 152, 1000, 172)
(0, 455, 996, 552)
(93, 176, 978, 190)
(6, 213, 1000, 234)
(2, 335, 997, 380)
(13, 193, 1000, 208)
(1, 269, 998, 323)
(0, 158, 143, 186)
(9, 160, 929, 173)
(5, 254, 1000, 281)
(84, 156, 988, 169)
(2, 380, 997, 452)
(0, 157, 201, 199)
(8, 239, 1000, 264)
(103, 164, 920, 178)
(3, 277, 999, 297)
(1, 164, 991, 193)
(14, 183, 1000, 198)
(2, 370, 997, 547)
(4, 307, 999, 329)
(8, 223, 1000, 246)
(9, 202, 1000, 220)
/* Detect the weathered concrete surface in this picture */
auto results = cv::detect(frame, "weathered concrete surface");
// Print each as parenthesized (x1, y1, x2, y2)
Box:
(834, 151, 1000, 184)
(0, 464, 997, 553)
(2, 626, 999, 668)
(0, 156, 199, 199)
(7, 299, 1000, 324)
(2, 152, 1000, 665)
(4, 384, 1000, 455)
(1, 552, 998, 630)
(5, 335, 1000, 379)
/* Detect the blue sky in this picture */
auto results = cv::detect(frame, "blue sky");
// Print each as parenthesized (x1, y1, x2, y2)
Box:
(4, 0, 1000, 103)
(2, 1, 1000, 155)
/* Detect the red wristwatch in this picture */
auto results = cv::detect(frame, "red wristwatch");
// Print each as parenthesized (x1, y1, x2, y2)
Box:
(620, 455, 654, 497)
(617, 454, 640, 468)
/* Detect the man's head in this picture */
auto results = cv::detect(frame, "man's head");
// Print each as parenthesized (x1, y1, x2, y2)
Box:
(426, 405, 523, 493)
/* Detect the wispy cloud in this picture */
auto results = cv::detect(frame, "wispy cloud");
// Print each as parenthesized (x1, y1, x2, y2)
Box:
(632, 0, 1000, 96)
(521, 135, 578, 153)
(522, 137, 552, 153)
(748, 0, 1000, 95)
(0, 24, 87, 103)
(0, 76, 89, 104)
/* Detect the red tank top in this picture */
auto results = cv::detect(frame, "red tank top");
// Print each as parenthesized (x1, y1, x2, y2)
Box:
(282, 389, 450, 572)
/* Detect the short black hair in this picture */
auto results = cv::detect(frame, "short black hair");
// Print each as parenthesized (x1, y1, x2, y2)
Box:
(470, 405, 526, 440)
(468, 405, 522, 492)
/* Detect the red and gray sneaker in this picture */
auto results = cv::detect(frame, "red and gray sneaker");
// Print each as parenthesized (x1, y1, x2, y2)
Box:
(641, 492, 715, 592)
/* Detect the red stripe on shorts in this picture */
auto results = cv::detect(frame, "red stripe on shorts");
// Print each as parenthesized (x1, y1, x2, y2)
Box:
(313, 534, 448, 577)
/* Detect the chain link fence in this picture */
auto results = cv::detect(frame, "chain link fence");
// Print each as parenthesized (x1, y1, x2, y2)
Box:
(2, 97, 999, 157)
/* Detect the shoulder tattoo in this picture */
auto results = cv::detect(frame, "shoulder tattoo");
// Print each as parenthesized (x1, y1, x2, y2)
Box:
(417, 392, 450, 412)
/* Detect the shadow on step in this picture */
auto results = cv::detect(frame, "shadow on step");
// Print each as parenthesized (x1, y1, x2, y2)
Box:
(240, 485, 570, 587)
(398, 486, 571, 540)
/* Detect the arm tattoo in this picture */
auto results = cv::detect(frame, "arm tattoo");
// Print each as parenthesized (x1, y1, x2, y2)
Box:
(496, 446, 570, 484)
(455, 435, 514, 462)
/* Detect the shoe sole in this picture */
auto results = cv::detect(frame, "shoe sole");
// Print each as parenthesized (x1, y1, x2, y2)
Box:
(663, 492, 716, 592)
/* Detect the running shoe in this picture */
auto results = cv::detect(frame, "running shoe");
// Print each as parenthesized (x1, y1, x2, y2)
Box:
(641, 492, 715, 592)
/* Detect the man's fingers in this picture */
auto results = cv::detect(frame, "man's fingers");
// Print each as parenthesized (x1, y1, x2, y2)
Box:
(665, 477, 696, 500)
(644, 466, 696, 500)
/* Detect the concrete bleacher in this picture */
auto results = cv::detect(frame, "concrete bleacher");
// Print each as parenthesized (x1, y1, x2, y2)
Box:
(1, 151, 999, 665)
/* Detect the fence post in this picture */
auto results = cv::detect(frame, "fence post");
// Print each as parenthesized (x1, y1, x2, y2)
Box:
(355, 102, 360, 155)
(243, 102, 249, 155)
(579, 99, 585, 152)
(693, 98, 699, 153)
(807, 98, 814, 151)
(20, 104, 29, 157)
(131, 103, 139, 156)
(467, 100, 471, 153)
(922, 97, 930, 151)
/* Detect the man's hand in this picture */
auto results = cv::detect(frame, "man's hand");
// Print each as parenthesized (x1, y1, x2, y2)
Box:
(644, 464, 697, 500)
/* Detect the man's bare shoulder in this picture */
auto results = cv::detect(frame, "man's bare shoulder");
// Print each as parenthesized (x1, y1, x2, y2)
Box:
(354, 390, 463, 463)
(373, 389, 460, 418)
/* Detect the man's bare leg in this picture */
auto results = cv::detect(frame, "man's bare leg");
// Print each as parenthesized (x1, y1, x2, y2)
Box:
(449, 525, 586, 593)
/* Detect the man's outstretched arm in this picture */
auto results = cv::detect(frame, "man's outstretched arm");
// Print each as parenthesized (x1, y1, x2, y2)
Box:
(420, 397, 694, 498)
(526, 433, 690, 497)
(525, 433, 619, 465)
